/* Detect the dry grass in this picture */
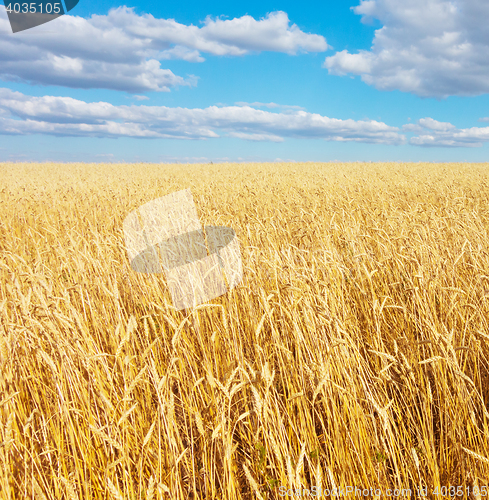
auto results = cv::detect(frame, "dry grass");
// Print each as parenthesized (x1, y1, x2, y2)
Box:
(1, 161, 489, 498)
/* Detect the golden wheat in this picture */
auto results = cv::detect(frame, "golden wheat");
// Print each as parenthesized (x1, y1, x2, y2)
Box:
(0, 161, 489, 498)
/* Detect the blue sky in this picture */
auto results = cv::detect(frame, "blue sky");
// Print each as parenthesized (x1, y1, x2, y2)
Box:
(2, 0, 489, 162)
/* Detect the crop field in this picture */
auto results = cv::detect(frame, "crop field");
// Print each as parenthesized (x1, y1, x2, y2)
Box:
(1, 161, 489, 499)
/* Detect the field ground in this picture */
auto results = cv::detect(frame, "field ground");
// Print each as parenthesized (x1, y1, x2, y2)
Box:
(1, 161, 489, 498)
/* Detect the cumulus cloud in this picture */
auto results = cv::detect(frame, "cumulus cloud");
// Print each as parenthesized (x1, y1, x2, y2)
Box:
(406, 117, 489, 147)
(323, 0, 489, 98)
(0, 6, 327, 92)
(0, 88, 403, 144)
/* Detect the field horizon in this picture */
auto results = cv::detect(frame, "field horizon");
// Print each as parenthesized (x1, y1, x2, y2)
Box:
(1, 161, 489, 498)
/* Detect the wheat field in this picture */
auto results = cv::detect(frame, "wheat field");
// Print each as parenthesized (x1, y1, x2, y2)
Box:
(1, 161, 489, 499)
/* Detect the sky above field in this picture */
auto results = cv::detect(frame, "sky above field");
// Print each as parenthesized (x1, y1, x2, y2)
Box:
(2, 0, 489, 162)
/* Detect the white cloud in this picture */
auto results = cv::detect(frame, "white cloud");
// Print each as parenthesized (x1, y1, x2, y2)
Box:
(0, 6, 327, 92)
(104, 9, 328, 55)
(227, 132, 285, 142)
(324, 0, 489, 98)
(157, 46, 205, 62)
(195, 11, 328, 54)
(418, 117, 456, 131)
(407, 117, 489, 147)
(0, 88, 403, 144)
